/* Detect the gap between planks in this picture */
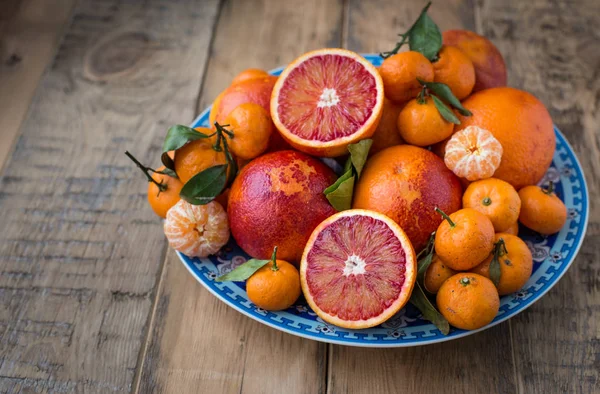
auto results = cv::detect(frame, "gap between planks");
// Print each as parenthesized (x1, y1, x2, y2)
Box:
(131, 0, 226, 392)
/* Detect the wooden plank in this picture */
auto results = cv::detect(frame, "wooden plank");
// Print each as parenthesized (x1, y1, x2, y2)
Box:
(0, 0, 77, 170)
(0, 0, 220, 392)
(137, 0, 344, 392)
(329, 1, 517, 393)
(478, 1, 600, 392)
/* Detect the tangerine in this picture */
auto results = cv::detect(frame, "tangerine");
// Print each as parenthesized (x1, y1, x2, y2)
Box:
(436, 273, 500, 330)
(434, 208, 495, 271)
(173, 130, 228, 183)
(462, 178, 521, 232)
(224, 103, 273, 160)
(471, 234, 533, 295)
(369, 98, 405, 155)
(518, 183, 567, 234)
(379, 51, 434, 103)
(424, 255, 457, 294)
(397, 96, 454, 146)
(246, 247, 301, 311)
(432, 45, 475, 100)
(231, 68, 270, 85)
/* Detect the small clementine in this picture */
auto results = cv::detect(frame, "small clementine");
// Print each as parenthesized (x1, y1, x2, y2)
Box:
(463, 178, 521, 232)
(246, 247, 301, 311)
(424, 255, 457, 294)
(518, 182, 567, 234)
(432, 45, 475, 100)
(397, 96, 454, 146)
(379, 51, 434, 102)
(471, 234, 533, 295)
(436, 273, 500, 330)
(434, 207, 495, 271)
(224, 103, 273, 160)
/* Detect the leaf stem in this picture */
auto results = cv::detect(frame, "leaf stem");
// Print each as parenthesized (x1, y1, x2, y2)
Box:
(435, 207, 456, 228)
(543, 181, 555, 195)
(379, 1, 433, 59)
(124, 151, 167, 192)
(271, 246, 279, 271)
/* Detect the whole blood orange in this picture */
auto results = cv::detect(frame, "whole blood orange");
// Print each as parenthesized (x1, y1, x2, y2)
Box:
(456, 87, 555, 189)
(300, 209, 416, 329)
(228, 150, 336, 263)
(271, 49, 384, 157)
(353, 145, 462, 252)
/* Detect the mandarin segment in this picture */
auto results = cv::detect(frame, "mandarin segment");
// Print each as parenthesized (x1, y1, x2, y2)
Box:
(444, 125, 503, 181)
(164, 200, 230, 258)
(300, 209, 416, 329)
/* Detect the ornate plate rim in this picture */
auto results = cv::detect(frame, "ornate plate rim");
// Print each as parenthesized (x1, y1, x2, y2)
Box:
(178, 54, 590, 347)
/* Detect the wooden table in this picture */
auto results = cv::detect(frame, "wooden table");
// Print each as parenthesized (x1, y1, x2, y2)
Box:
(1, 0, 598, 393)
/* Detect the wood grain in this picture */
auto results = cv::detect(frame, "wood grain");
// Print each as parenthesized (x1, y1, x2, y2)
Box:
(0, 0, 76, 171)
(329, 2, 517, 394)
(478, 1, 600, 393)
(0, 0, 220, 392)
(137, 0, 343, 392)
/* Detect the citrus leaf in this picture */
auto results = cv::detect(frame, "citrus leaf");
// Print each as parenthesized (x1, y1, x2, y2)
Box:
(348, 139, 373, 178)
(489, 238, 506, 288)
(409, 281, 450, 335)
(408, 2, 442, 61)
(417, 79, 472, 116)
(154, 167, 178, 178)
(216, 258, 270, 282)
(179, 164, 227, 205)
(162, 125, 210, 152)
(325, 171, 355, 211)
(417, 252, 434, 284)
(432, 95, 460, 124)
(161, 151, 176, 172)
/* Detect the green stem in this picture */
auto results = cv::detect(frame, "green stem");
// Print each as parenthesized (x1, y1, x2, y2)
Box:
(379, 1, 432, 59)
(270, 246, 279, 271)
(543, 181, 555, 195)
(494, 238, 508, 258)
(435, 207, 456, 228)
(125, 151, 167, 192)
(459, 277, 470, 286)
(482, 197, 492, 206)
(416, 85, 428, 104)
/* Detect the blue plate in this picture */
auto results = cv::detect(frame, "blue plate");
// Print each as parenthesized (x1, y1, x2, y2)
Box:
(178, 54, 589, 347)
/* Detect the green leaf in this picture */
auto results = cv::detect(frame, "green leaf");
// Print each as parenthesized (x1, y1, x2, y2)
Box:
(348, 139, 373, 178)
(417, 252, 434, 284)
(216, 258, 270, 282)
(162, 125, 210, 152)
(161, 151, 176, 172)
(324, 171, 355, 212)
(432, 95, 460, 124)
(408, 2, 442, 61)
(409, 281, 450, 335)
(154, 167, 178, 178)
(417, 79, 472, 116)
(179, 164, 227, 205)
(489, 238, 506, 288)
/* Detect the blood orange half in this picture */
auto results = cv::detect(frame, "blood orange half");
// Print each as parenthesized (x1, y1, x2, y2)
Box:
(300, 209, 416, 329)
(271, 49, 384, 157)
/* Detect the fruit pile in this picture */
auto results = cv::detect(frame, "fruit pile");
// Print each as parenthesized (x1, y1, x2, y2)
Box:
(128, 3, 567, 334)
